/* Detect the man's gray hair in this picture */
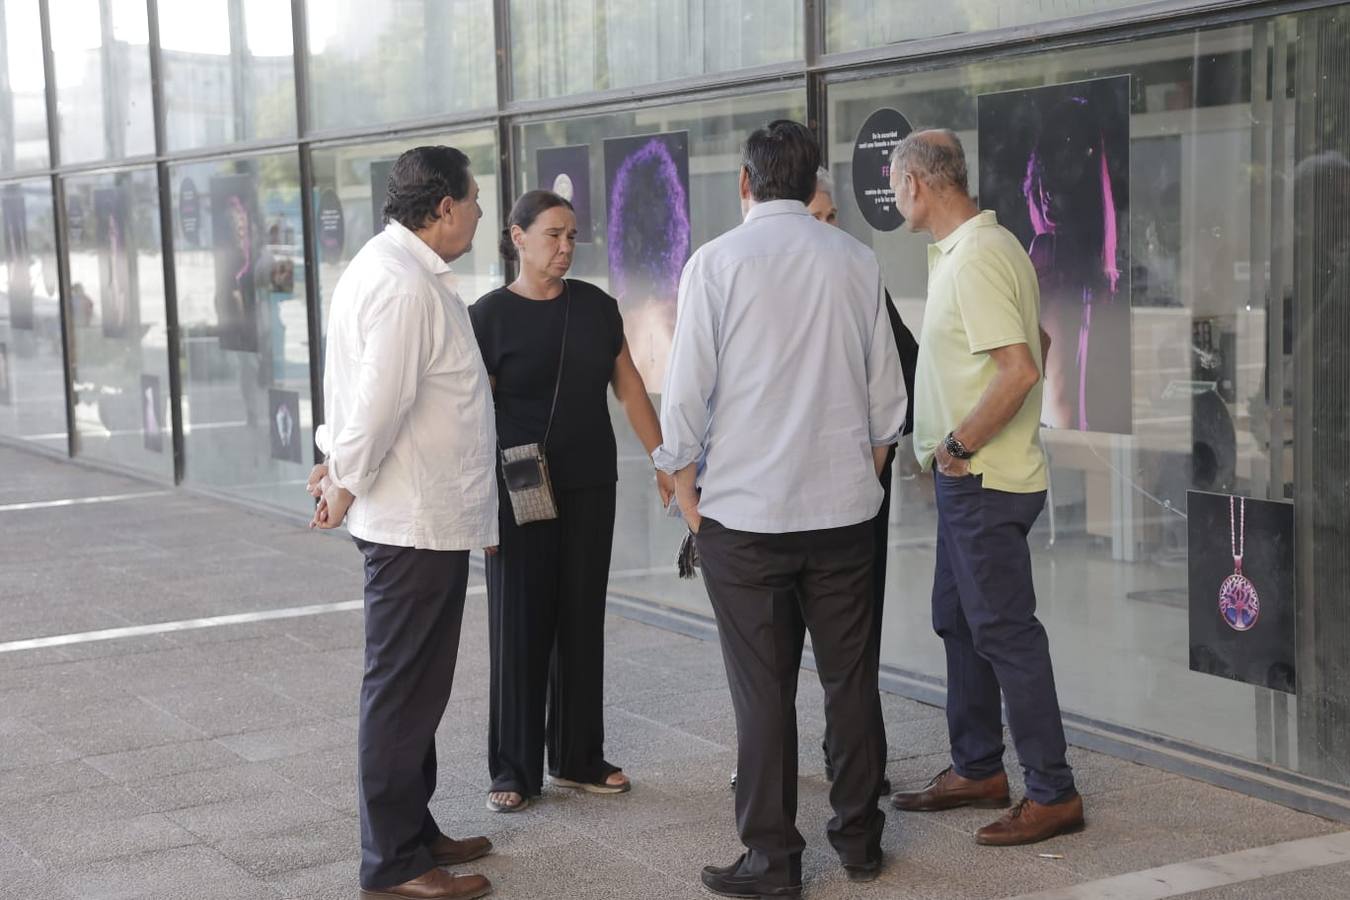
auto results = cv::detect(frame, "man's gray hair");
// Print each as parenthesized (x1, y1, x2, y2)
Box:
(890, 129, 969, 195)
(814, 166, 835, 197)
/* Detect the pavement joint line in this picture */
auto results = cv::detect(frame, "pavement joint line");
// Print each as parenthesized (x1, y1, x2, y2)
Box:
(1004, 829, 1350, 900)
(0, 586, 488, 654)
(0, 490, 174, 513)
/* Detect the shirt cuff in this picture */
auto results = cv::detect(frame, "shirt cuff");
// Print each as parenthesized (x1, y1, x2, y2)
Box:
(314, 423, 332, 456)
(326, 454, 368, 497)
(651, 445, 701, 474)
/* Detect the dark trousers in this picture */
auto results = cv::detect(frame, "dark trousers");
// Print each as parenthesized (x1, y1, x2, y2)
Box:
(818, 449, 893, 778)
(355, 539, 470, 890)
(931, 472, 1076, 805)
(487, 484, 617, 796)
(697, 518, 885, 886)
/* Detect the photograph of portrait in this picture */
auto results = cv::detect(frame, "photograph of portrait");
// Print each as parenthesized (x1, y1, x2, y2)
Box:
(268, 388, 302, 463)
(141, 374, 163, 453)
(2, 187, 34, 331)
(603, 131, 691, 390)
(537, 145, 593, 243)
(95, 186, 138, 341)
(0, 342, 11, 406)
(1187, 490, 1295, 693)
(978, 75, 1133, 435)
(370, 158, 395, 237)
(210, 174, 261, 353)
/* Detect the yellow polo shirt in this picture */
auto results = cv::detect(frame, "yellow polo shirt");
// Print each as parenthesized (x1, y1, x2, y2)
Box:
(912, 210, 1048, 493)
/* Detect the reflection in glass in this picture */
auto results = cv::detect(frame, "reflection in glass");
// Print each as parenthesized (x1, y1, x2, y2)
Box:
(0, 178, 64, 449)
(511, 0, 803, 100)
(514, 89, 807, 612)
(310, 128, 501, 346)
(826, 0, 1153, 53)
(64, 167, 171, 476)
(158, 0, 297, 152)
(171, 152, 311, 512)
(0, 0, 51, 172)
(48, 0, 154, 164)
(821, 13, 1350, 787)
(306, 0, 494, 133)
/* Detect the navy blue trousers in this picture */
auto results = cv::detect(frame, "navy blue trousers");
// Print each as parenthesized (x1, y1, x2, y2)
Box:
(355, 539, 470, 889)
(932, 473, 1075, 805)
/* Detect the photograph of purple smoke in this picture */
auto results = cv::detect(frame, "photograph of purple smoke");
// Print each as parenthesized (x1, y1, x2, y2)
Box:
(978, 75, 1132, 435)
(603, 131, 691, 390)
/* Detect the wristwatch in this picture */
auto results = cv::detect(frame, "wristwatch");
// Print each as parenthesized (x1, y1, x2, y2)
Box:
(944, 432, 973, 460)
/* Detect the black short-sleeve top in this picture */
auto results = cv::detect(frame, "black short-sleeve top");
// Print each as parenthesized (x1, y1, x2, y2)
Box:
(469, 279, 625, 491)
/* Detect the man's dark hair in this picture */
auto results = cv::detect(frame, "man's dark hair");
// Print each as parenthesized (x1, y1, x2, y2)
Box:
(380, 146, 473, 231)
(500, 190, 574, 261)
(742, 120, 821, 203)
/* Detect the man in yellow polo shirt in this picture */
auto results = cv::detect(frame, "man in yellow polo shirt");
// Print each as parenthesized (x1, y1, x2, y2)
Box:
(886, 129, 1085, 846)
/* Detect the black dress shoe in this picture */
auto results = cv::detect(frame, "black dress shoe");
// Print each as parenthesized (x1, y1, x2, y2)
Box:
(844, 858, 883, 883)
(701, 856, 802, 899)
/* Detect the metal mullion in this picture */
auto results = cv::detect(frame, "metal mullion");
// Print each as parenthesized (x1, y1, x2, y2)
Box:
(291, 0, 323, 464)
(493, 0, 514, 283)
(145, 0, 185, 482)
(805, 0, 826, 152)
(37, 0, 76, 458)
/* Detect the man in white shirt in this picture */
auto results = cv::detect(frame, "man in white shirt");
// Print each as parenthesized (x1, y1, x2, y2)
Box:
(309, 146, 496, 900)
(655, 121, 906, 897)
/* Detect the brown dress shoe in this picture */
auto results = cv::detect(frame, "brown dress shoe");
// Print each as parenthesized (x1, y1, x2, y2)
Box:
(975, 794, 1085, 846)
(891, 766, 1010, 812)
(360, 868, 492, 899)
(430, 834, 493, 866)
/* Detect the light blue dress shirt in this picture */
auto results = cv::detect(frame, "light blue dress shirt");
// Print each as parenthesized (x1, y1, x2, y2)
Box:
(652, 199, 907, 534)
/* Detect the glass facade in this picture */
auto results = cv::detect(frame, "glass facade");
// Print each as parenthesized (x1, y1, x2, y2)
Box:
(0, 0, 1348, 815)
(169, 151, 309, 509)
(48, 0, 155, 164)
(0, 178, 64, 449)
(510, 0, 803, 100)
(159, 0, 297, 152)
(305, 0, 495, 133)
(827, 0, 1160, 52)
(1, 0, 51, 172)
(63, 167, 171, 476)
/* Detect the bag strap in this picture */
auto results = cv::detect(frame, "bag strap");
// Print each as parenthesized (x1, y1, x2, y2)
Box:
(541, 280, 571, 449)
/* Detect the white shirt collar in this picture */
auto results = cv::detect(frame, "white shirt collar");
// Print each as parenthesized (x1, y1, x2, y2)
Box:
(383, 220, 453, 276)
(743, 199, 811, 224)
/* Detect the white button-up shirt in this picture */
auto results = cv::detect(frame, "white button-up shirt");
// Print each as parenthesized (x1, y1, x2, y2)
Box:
(315, 221, 498, 551)
(653, 200, 906, 534)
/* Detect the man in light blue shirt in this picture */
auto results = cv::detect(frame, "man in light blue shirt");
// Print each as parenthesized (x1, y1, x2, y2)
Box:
(654, 120, 906, 897)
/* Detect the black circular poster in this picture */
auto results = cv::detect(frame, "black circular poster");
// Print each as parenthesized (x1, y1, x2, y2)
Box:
(851, 108, 913, 232)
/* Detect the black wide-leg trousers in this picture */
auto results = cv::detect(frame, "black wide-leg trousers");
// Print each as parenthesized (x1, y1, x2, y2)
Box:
(696, 517, 885, 887)
(487, 484, 618, 797)
(355, 539, 470, 890)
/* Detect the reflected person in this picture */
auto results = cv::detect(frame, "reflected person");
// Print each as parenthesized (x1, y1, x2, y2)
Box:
(888, 129, 1083, 846)
(309, 146, 497, 900)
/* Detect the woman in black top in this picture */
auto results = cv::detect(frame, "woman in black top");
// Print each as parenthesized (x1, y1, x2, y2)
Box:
(470, 191, 673, 813)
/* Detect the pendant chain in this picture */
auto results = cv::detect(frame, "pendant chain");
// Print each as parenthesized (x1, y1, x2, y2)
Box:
(1230, 495, 1245, 561)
